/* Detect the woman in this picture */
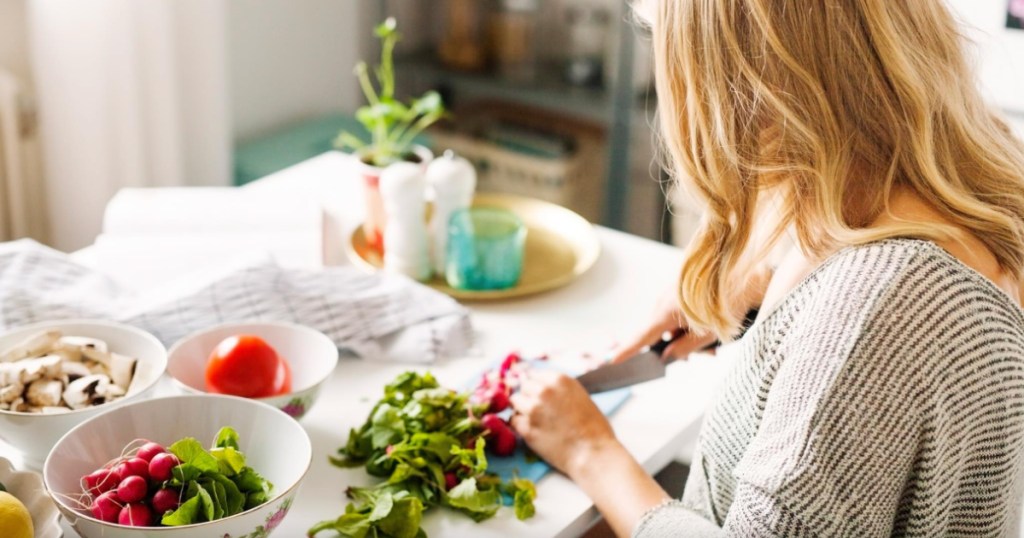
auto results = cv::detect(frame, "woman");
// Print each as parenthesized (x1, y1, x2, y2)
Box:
(510, 1, 1024, 536)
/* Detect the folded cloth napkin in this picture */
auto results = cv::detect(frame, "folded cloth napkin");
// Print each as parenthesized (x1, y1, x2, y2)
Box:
(0, 240, 472, 363)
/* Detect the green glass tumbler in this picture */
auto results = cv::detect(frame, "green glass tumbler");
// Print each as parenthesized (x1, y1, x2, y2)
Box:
(446, 207, 527, 290)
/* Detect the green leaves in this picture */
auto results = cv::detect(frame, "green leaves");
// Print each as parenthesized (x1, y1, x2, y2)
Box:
(311, 371, 536, 538)
(169, 438, 220, 473)
(342, 18, 446, 166)
(161, 429, 273, 527)
(446, 478, 501, 521)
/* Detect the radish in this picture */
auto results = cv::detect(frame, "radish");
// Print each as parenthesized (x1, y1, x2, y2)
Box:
(91, 491, 121, 523)
(481, 413, 517, 457)
(151, 487, 180, 515)
(84, 468, 119, 496)
(117, 475, 147, 503)
(136, 441, 165, 462)
(118, 503, 153, 527)
(492, 429, 517, 457)
(148, 453, 180, 482)
(118, 457, 150, 481)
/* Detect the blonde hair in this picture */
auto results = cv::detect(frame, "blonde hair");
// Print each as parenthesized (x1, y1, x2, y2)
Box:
(642, 0, 1024, 337)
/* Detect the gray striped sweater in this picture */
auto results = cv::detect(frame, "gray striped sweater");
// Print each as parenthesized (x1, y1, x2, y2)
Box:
(634, 239, 1024, 537)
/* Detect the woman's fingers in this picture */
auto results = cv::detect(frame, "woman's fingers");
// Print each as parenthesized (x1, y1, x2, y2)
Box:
(661, 330, 718, 360)
(607, 323, 673, 364)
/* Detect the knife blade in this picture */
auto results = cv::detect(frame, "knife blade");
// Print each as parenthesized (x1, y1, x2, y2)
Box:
(576, 329, 684, 394)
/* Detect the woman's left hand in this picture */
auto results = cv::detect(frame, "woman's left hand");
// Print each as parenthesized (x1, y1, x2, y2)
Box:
(509, 370, 618, 477)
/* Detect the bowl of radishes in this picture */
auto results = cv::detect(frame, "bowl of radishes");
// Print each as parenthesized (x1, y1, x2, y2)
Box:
(42, 394, 311, 538)
(166, 322, 338, 420)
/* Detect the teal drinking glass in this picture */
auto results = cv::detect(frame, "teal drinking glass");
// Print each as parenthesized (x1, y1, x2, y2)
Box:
(446, 207, 526, 290)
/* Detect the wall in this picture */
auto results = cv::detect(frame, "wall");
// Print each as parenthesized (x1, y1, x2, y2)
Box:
(227, 0, 367, 143)
(0, 0, 32, 85)
(946, 0, 1024, 114)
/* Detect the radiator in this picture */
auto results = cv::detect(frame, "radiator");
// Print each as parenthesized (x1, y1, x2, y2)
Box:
(0, 69, 45, 242)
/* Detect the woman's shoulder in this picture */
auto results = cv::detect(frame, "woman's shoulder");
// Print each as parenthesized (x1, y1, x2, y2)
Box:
(770, 237, 1024, 374)
(822, 237, 1023, 321)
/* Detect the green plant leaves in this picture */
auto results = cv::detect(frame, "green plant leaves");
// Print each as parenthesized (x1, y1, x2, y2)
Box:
(160, 430, 273, 526)
(345, 18, 446, 166)
(311, 371, 536, 537)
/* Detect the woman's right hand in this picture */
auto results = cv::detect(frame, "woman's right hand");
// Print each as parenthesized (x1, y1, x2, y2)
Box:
(606, 290, 717, 364)
(607, 265, 773, 364)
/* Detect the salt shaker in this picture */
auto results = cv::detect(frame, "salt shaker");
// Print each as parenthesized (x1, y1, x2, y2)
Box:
(379, 162, 431, 281)
(427, 150, 477, 276)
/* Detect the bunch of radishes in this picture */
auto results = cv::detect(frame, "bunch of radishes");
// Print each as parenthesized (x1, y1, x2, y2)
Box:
(472, 352, 530, 457)
(80, 440, 182, 527)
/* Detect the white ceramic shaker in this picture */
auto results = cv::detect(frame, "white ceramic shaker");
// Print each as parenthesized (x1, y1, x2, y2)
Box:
(379, 162, 432, 281)
(426, 150, 477, 275)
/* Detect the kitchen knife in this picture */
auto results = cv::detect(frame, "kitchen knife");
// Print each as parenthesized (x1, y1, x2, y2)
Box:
(576, 330, 684, 394)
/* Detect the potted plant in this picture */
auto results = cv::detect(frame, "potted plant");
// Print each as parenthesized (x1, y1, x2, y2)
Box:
(336, 17, 445, 252)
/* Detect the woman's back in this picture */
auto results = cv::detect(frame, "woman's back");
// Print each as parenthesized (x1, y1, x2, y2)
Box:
(636, 238, 1024, 536)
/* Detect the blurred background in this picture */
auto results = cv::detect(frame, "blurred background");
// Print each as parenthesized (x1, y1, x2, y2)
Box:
(0, 0, 1022, 254)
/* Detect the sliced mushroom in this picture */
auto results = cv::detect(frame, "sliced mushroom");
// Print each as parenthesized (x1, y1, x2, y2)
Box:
(63, 374, 111, 410)
(60, 361, 92, 384)
(0, 382, 23, 404)
(0, 363, 16, 386)
(0, 330, 62, 363)
(49, 342, 84, 363)
(13, 355, 62, 384)
(108, 353, 137, 391)
(81, 347, 112, 369)
(96, 382, 126, 401)
(58, 336, 108, 354)
(26, 379, 63, 407)
(11, 397, 27, 412)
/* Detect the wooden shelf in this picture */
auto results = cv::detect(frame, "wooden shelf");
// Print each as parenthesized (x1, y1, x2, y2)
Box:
(395, 53, 614, 125)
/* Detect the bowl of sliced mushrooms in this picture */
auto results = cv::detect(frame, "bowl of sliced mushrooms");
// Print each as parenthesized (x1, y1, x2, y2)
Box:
(0, 320, 167, 469)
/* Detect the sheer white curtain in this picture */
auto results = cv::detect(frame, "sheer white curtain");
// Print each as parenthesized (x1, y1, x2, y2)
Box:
(27, 0, 231, 251)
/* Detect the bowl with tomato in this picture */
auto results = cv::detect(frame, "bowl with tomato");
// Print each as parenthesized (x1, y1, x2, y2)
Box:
(165, 322, 338, 420)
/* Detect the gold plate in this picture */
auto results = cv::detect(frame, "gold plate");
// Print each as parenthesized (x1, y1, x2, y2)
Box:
(346, 193, 601, 300)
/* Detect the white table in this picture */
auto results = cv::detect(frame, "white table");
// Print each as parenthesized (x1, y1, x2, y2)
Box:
(2, 152, 735, 537)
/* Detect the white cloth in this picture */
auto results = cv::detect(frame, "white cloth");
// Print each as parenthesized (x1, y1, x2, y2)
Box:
(0, 240, 472, 363)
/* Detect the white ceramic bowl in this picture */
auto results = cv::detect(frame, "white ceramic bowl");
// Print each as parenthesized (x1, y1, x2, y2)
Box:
(166, 322, 338, 420)
(0, 320, 168, 469)
(43, 394, 311, 538)
(0, 456, 62, 538)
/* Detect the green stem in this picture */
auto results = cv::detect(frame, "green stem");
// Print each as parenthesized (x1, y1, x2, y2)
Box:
(395, 113, 441, 151)
(356, 63, 379, 106)
(381, 35, 396, 99)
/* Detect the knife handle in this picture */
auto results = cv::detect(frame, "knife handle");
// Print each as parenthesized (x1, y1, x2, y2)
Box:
(648, 328, 687, 356)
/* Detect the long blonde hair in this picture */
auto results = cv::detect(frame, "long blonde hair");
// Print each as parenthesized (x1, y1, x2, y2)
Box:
(643, 0, 1024, 337)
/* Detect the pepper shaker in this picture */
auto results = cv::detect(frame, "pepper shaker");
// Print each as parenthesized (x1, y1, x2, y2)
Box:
(427, 150, 477, 276)
(379, 162, 431, 281)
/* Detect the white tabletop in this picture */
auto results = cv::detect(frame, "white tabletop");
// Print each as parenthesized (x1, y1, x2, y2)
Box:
(2, 152, 735, 538)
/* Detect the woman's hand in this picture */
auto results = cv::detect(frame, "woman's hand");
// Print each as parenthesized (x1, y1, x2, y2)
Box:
(608, 265, 774, 364)
(511, 370, 673, 537)
(509, 370, 619, 477)
(607, 289, 716, 364)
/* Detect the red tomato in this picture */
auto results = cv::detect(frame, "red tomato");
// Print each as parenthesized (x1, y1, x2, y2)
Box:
(205, 335, 283, 398)
(273, 354, 292, 395)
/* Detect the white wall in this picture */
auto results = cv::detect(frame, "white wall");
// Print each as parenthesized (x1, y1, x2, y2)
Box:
(0, 0, 32, 85)
(946, 0, 1024, 114)
(227, 0, 366, 143)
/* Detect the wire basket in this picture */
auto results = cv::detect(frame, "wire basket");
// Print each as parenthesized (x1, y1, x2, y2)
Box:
(428, 102, 607, 222)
